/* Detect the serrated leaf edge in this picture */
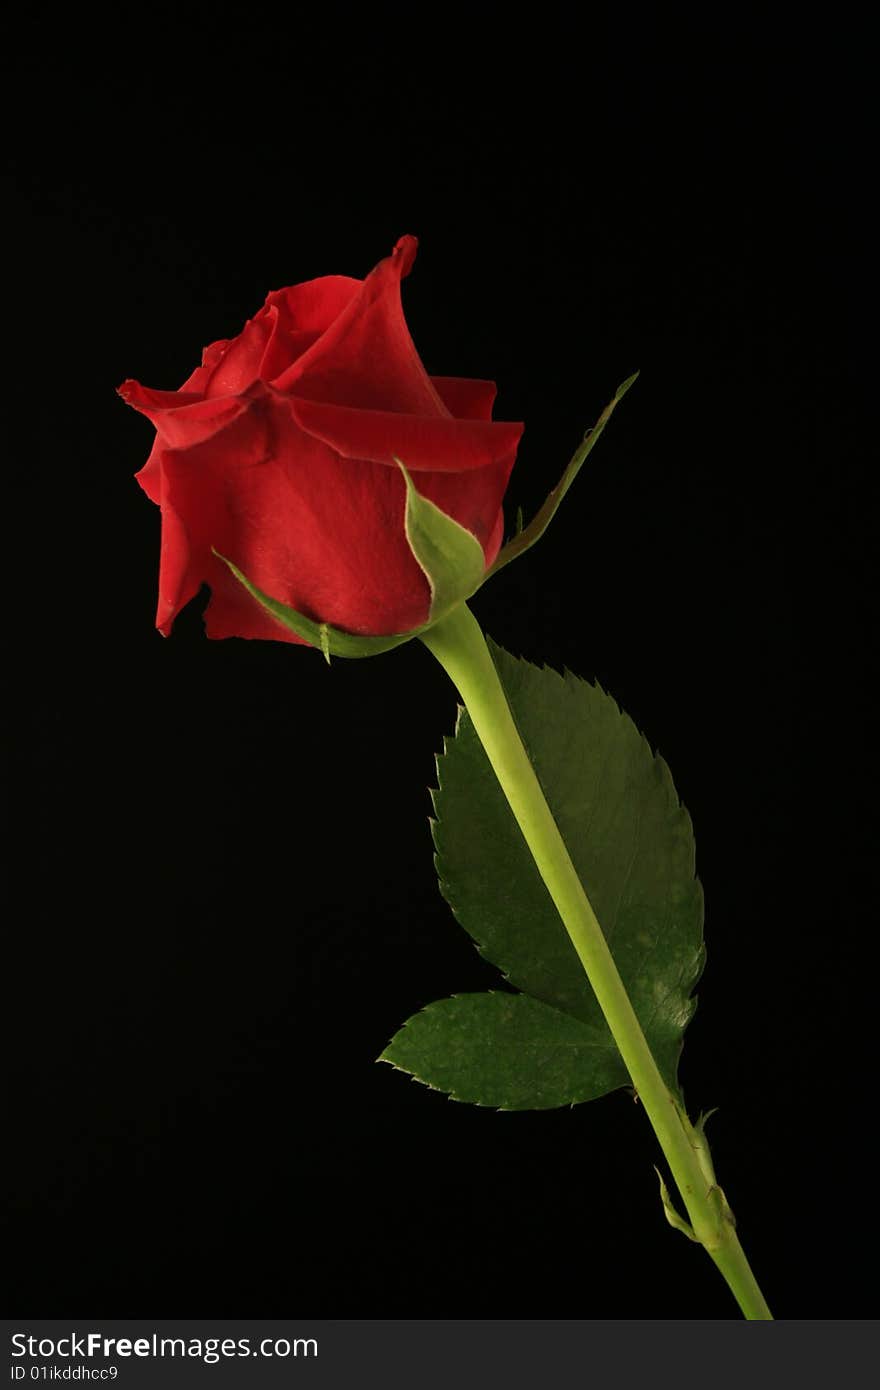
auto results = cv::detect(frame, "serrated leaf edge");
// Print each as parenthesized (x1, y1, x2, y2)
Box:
(379, 990, 621, 1113)
(428, 640, 706, 1095)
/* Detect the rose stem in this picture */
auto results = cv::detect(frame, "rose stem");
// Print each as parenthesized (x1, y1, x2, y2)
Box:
(420, 600, 772, 1321)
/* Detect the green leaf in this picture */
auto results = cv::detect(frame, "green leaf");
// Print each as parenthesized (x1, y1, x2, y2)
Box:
(213, 550, 426, 658)
(488, 372, 638, 578)
(397, 459, 487, 620)
(416, 640, 703, 1107)
(380, 991, 622, 1110)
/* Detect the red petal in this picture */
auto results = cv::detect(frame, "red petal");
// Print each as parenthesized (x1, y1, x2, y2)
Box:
(429, 376, 498, 421)
(119, 379, 250, 449)
(181, 337, 232, 393)
(157, 395, 433, 641)
(203, 311, 274, 397)
(263, 274, 362, 334)
(259, 275, 363, 382)
(273, 236, 447, 417)
(287, 395, 524, 473)
(153, 490, 205, 637)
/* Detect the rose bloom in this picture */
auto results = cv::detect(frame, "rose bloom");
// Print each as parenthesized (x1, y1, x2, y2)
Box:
(120, 236, 524, 643)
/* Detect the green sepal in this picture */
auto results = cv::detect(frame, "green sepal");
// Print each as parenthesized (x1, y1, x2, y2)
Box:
(213, 465, 487, 657)
(488, 371, 639, 578)
(655, 1167, 700, 1242)
(691, 1108, 720, 1188)
(396, 458, 487, 621)
(380, 991, 622, 1111)
(213, 550, 427, 657)
(215, 379, 635, 654)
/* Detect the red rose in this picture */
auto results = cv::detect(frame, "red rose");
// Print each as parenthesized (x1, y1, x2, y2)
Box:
(119, 235, 524, 644)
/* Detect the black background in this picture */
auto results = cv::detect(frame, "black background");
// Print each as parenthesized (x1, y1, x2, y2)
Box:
(3, 5, 871, 1319)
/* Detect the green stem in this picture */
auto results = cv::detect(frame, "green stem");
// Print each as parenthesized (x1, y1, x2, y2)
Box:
(420, 601, 772, 1320)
